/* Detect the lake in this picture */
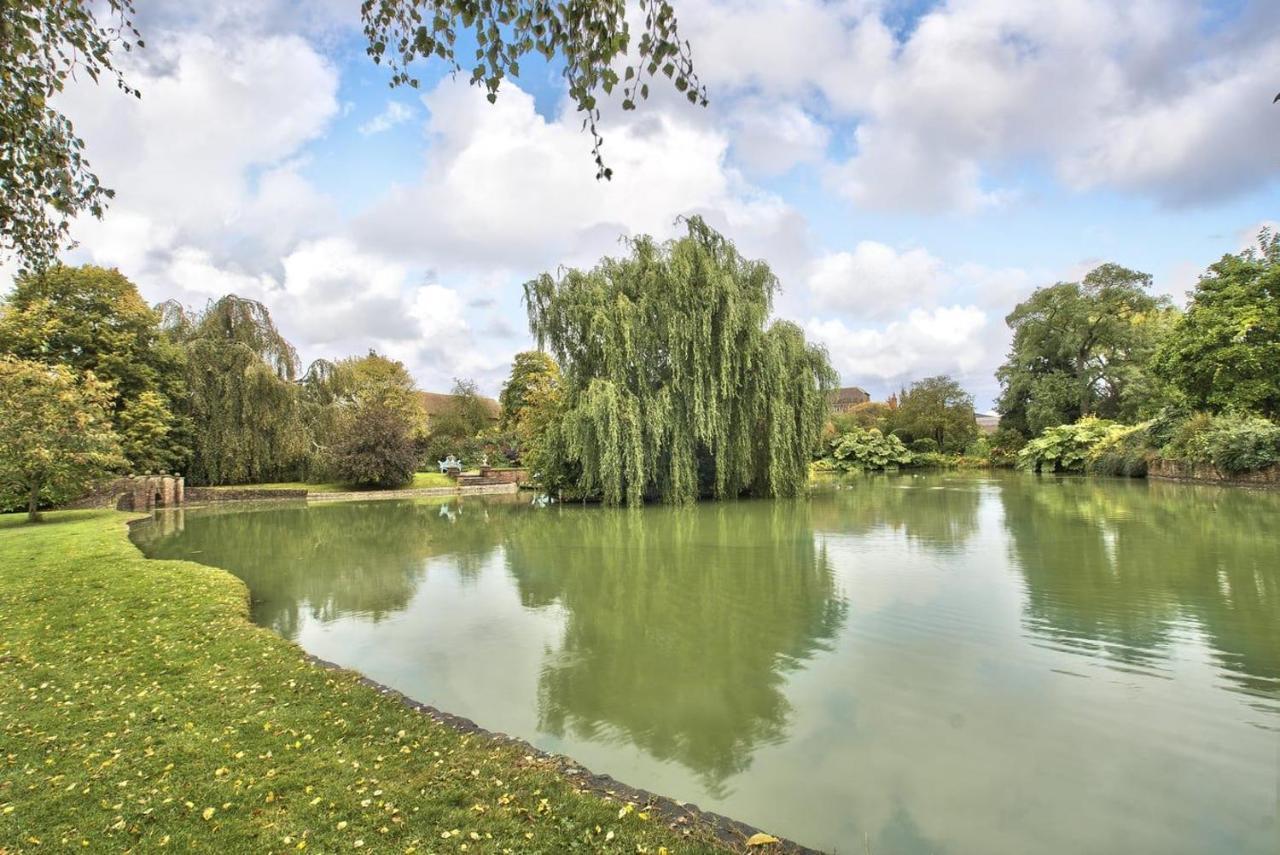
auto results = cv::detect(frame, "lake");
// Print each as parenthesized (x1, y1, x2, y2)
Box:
(133, 471, 1280, 853)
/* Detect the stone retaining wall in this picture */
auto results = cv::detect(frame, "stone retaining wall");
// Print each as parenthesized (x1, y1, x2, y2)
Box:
(478, 467, 528, 484)
(185, 487, 307, 503)
(1148, 459, 1280, 487)
(307, 482, 518, 503)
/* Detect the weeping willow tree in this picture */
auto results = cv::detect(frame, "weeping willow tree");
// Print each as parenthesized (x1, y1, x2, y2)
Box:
(160, 296, 309, 485)
(524, 217, 837, 505)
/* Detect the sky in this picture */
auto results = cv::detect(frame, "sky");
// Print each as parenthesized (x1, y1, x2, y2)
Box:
(22, 0, 1280, 408)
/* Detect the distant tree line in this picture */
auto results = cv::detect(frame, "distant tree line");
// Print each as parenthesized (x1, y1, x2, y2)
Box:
(1000, 228, 1280, 476)
(4, 223, 1277, 517)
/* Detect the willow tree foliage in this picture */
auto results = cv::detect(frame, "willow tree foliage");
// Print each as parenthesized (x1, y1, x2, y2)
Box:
(524, 217, 837, 505)
(361, 0, 707, 178)
(160, 296, 309, 485)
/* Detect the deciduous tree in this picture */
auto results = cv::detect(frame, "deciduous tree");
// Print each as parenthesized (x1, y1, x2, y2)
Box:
(499, 350, 559, 428)
(0, 264, 189, 472)
(330, 400, 418, 488)
(996, 264, 1173, 435)
(890, 375, 977, 453)
(160, 295, 308, 485)
(0, 357, 123, 521)
(1154, 229, 1280, 417)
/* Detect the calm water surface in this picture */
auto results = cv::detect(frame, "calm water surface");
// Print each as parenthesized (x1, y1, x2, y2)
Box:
(135, 472, 1280, 854)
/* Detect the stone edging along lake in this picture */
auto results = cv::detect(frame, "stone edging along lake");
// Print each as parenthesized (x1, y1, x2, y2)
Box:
(1147, 459, 1280, 487)
(126, 511, 819, 854)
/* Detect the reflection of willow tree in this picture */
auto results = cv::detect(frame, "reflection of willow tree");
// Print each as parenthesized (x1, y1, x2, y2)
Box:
(138, 500, 507, 638)
(810, 474, 982, 553)
(499, 500, 847, 792)
(1001, 477, 1280, 700)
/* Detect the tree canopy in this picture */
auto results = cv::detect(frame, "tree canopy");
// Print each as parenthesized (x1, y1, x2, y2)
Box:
(1154, 229, 1280, 418)
(499, 350, 559, 428)
(0, 264, 189, 472)
(996, 263, 1173, 436)
(0, 356, 123, 520)
(161, 295, 309, 486)
(1, 0, 143, 269)
(329, 399, 418, 488)
(891, 375, 977, 453)
(360, 0, 707, 178)
(524, 216, 837, 505)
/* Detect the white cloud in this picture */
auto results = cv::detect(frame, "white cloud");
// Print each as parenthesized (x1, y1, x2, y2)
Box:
(807, 305, 994, 390)
(684, 0, 1280, 211)
(354, 78, 798, 276)
(358, 101, 415, 136)
(59, 30, 340, 255)
(728, 99, 831, 176)
(808, 242, 944, 318)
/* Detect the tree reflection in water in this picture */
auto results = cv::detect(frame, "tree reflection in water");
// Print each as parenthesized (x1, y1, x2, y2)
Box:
(501, 499, 847, 793)
(1000, 476, 1280, 705)
(138, 495, 848, 790)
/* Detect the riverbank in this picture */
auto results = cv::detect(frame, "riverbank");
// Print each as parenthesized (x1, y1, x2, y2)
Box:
(0, 511, 799, 853)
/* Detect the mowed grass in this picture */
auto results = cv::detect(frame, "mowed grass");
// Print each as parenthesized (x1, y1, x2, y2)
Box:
(207, 472, 457, 494)
(0, 511, 726, 853)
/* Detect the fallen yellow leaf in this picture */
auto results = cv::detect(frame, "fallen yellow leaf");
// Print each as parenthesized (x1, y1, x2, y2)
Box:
(746, 832, 780, 847)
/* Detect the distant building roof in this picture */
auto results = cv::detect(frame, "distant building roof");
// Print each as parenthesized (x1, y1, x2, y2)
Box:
(829, 386, 871, 411)
(975, 412, 1001, 434)
(417, 391, 500, 421)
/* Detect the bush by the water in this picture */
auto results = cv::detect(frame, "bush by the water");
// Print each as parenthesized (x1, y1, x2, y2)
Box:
(827, 428, 913, 471)
(909, 437, 940, 454)
(1018, 418, 1121, 473)
(1161, 412, 1280, 473)
(1086, 423, 1152, 477)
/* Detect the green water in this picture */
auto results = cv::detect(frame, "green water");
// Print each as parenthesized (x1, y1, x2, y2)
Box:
(134, 472, 1280, 853)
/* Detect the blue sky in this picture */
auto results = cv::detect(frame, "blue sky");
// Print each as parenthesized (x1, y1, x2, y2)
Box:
(31, 0, 1280, 408)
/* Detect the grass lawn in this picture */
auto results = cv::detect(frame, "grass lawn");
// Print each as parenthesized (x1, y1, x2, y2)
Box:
(207, 472, 457, 494)
(0, 511, 728, 853)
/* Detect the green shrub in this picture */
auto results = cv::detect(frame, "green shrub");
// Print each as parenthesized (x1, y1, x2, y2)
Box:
(1087, 423, 1152, 477)
(1160, 411, 1215, 463)
(910, 451, 952, 468)
(827, 428, 913, 471)
(1205, 415, 1280, 472)
(909, 437, 940, 454)
(987, 427, 1025, 467)
(1160, 412, 1280, 473)
(1018, 418, 1119, 473)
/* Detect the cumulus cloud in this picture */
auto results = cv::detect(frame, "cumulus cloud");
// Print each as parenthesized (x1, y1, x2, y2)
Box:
(683, 0, 1280, 211)
(807, 306, 996, 393)
(59, 30, 340, 256)
(808, 243, 945, 319)
(728, 99, 831, 176)
(353, 78, 799, 276)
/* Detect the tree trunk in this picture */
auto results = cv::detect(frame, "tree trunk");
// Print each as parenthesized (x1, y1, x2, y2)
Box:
(27, 482, 42, 523)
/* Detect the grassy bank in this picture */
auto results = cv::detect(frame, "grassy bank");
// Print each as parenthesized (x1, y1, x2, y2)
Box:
(0, 511, 728, 853)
